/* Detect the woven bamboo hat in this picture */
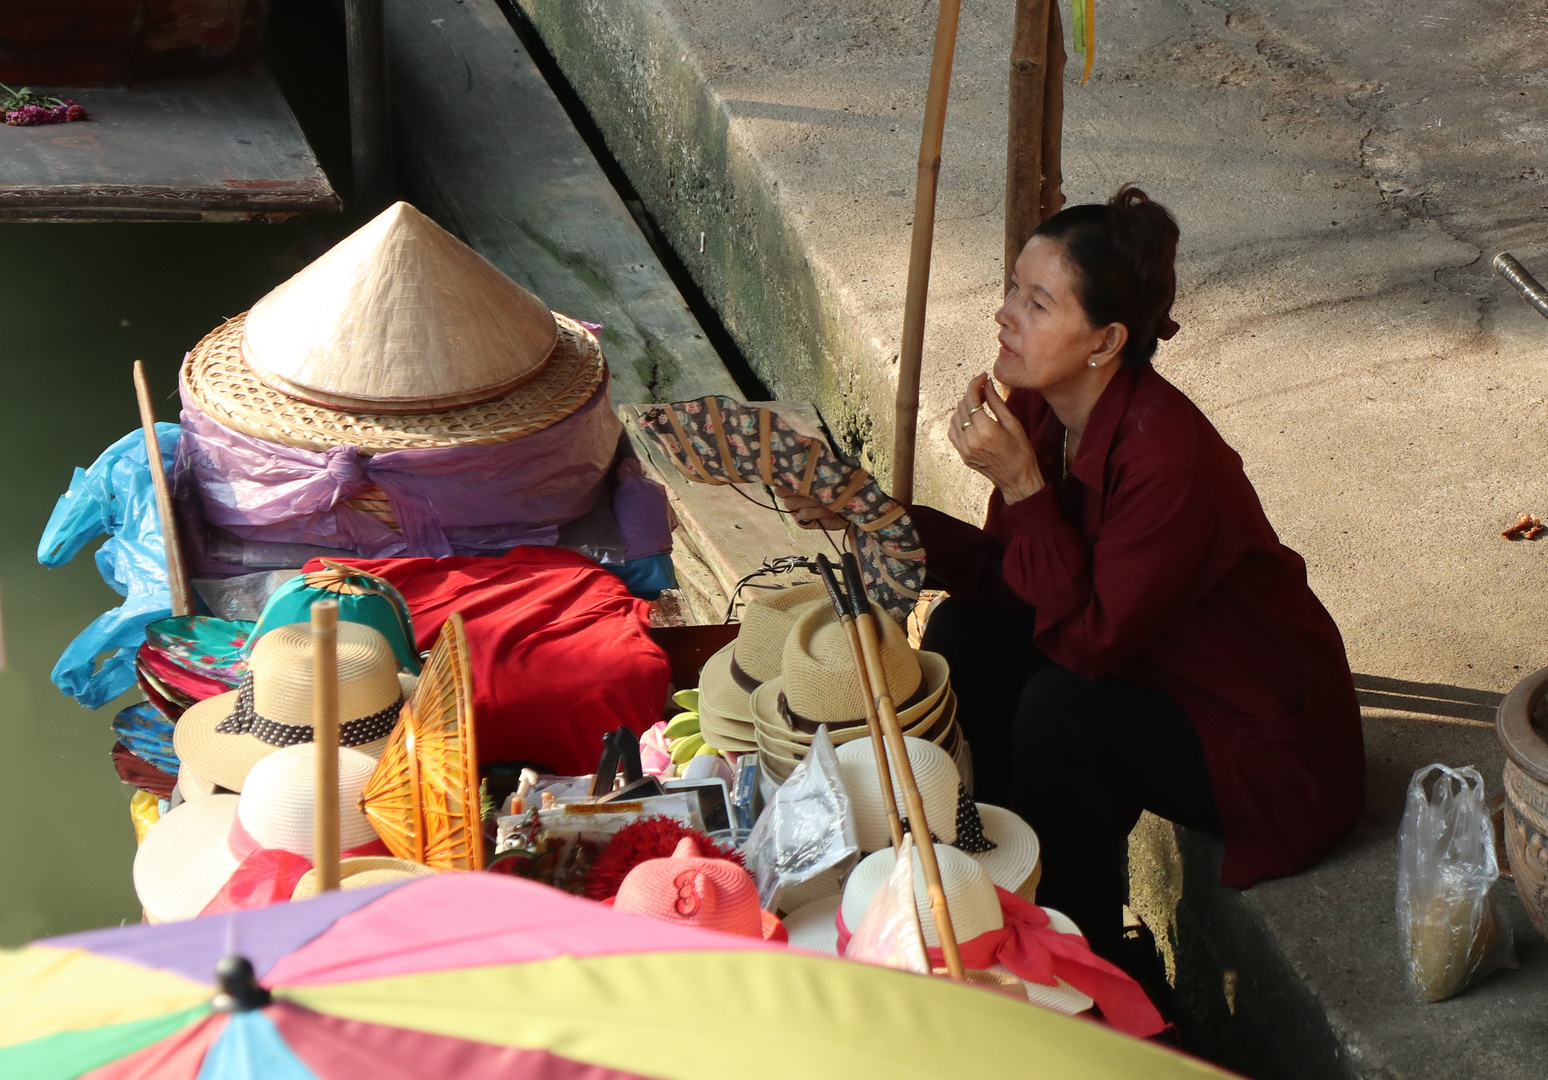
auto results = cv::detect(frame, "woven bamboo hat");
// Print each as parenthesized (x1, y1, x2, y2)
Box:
(174, 621, 415, 794)
(291, 857, 438, 900)
(361, 613, 483, 871)
(180, 201, 607, 453)
(133, 743, 382, 923)
(782, 846, 1094, 1016)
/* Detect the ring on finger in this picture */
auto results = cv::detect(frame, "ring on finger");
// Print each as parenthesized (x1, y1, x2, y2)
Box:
(960, 419, 974, 429)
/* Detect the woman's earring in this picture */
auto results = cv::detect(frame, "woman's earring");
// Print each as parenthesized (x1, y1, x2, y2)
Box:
(1088, 360, 1097, 368)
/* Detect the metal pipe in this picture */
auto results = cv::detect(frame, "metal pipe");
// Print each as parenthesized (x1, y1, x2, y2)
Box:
(345, 0, 393, 212)
(1493, 253, 1548, 322)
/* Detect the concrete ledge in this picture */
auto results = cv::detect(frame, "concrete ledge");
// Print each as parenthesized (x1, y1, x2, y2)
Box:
(384, 0, 739, 406)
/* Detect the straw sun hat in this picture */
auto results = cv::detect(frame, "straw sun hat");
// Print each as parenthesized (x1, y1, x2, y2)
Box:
(291, 857, 437, 900)
(696, 584, 828, 752)
(835, 737, 1041, 899)
(783, 845, 1094, 1016)
(749, 602, 955, 781)
(179, 201, 608, 453)
(134, 742, 383, 923)
(174, 621, 416, 794)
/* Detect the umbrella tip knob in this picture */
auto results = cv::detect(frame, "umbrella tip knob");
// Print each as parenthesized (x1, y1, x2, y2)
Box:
(212, 954, 272, 1013)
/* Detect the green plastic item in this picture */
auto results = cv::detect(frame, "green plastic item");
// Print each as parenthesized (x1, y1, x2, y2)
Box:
(247, 560, 421, 673)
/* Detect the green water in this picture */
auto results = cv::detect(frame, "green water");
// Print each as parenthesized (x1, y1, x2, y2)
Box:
(0, 0, 363, 944)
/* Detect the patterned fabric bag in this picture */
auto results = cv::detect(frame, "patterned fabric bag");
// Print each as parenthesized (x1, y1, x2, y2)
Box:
(637, 396, 923, 623)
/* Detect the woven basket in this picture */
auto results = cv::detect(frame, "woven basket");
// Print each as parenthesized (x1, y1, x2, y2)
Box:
(360, 613, 484, 870)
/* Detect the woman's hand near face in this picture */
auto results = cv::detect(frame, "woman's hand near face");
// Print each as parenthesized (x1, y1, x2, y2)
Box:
(773, 487, 848, 530)
(948, 374, 1045, 504)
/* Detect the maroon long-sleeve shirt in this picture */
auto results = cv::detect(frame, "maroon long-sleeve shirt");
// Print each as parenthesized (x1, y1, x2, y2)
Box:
(912, 364, 1365, 888)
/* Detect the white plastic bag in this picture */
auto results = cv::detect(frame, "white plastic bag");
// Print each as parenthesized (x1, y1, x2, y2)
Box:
(742, 727, 859, 910)
(845, 833, 929, 973)
(1396, 763, 1516, 1001)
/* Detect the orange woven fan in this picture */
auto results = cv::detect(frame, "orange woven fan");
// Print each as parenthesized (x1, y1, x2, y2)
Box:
(360, 613, 484, 870)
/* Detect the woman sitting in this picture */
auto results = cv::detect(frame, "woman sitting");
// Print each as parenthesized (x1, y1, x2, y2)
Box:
(784, 185, 1365, 963)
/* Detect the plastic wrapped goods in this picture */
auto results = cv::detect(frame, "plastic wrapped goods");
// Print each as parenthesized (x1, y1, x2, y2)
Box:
(1396, 763, 1516, 1001)
(175, 383, 621, 561)
(742, 727, 860, 910)
(38, 424, 179, 708)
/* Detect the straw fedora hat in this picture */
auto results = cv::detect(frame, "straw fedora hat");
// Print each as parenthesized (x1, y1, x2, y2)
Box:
(174, 621, 415, 794)
(834, 736, 1041, 899)
(134, 743, 383, 923)
(783, 845, 1094, 1016)
(180, 201, 607, 453)
(291, 857, 438, 900)
(697, 585, 828, 751)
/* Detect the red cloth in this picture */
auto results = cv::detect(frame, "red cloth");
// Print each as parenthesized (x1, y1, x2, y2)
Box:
(912, 365, 1364, 888)
(199, 818, 391, 916)
(111, 742, 177, 798)
(835, 889, 1165, 1037)
(312, 547, 670, 776)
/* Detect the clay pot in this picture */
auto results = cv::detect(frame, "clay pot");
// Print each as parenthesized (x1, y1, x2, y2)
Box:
(1496, 664, 1548, 938)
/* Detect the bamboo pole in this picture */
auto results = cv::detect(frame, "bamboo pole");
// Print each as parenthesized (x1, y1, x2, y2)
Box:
(815, 555, 904, 850)
(312, 600, 342, 893)
(1005, 0, 1067, 285)
(132, 361, 194, 617)
(842, 555, 964, 981)
(891, 0, 964, 506)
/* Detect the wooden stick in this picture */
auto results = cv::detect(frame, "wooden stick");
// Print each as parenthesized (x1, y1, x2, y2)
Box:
(892, 0, 964, 506)
(815, 556, 904, 850)
(843, 555, 964, 981)
(312, 600, 342, 893)
(132, 361, 194, 617)
(1039, 0, 1067, 227)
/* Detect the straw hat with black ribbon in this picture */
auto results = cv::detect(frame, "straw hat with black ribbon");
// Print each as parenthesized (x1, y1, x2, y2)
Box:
(697, 584, 828, 752)
(749, 601, 956, 782)
(782, 844, 1094, 1016)
(174, 621, 415, 794)
(134, 742, 384, 924)
(836, 736, 1041, 900)
(179, 201, 608, 454)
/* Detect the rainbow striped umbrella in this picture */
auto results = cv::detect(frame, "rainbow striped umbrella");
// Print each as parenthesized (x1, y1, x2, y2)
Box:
(1, 874, 1233, 1080)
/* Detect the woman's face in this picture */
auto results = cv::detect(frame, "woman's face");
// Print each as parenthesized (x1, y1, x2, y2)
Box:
(993, 236, 1119, 391)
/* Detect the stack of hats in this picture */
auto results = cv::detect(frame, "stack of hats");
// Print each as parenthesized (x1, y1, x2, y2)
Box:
(173, 620, 416, 798)
(133, 741, 428, 923)
(783, 843, 1166, 1037)
(175, 200, 625, 567)
(697, 585, 961, 783)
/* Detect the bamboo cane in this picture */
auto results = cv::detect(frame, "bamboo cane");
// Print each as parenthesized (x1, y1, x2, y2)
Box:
(841, 554, 964, 981)
(312, 600, 341, 893)
(132, 361, 194, 617)
(892, 0, 964, 506)
(815, 555, 904, 851)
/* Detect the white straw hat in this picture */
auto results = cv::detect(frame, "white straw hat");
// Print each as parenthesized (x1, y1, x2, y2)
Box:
(788, 844, 1093, 1016)
(174, 621, 414, 793)
(291, 857, 437, 900)
(180, 201, 607, 452)
(133, 795, 241, 924)
(134, 743, 384, 923)
(832, 737, 1041, 899)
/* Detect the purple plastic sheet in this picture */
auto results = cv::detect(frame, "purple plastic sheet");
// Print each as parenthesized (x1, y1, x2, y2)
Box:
(176, 379, 622, 561)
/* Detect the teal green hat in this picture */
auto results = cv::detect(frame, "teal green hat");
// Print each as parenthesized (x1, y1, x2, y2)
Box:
(249, 560, 421, 674)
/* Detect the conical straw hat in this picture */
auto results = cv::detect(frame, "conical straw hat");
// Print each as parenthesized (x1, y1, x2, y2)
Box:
(360, 613, 484, 871)
(243, 202, 557, 412)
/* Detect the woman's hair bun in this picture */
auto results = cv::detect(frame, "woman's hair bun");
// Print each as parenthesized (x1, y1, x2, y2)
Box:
(1031, 184, 1181, 366)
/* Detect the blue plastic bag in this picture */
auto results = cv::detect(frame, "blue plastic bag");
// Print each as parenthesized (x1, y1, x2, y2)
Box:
(38, 424, 181, 709)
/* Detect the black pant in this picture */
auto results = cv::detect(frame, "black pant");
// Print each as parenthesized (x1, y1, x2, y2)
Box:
(922, 598, 1222, 964)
